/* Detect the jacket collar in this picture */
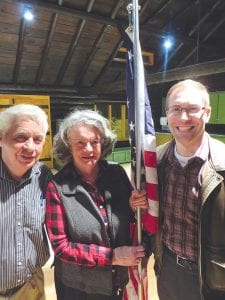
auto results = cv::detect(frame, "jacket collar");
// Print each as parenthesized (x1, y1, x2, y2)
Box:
(157, 133, 225, 171)
(207, 133, 225, 171)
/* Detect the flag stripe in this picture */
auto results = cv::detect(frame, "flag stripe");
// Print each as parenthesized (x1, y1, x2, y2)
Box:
(146, 183, 158, 201)
(142, 213, 158, 233)
(144, 151, 157, 168)
(147, 199, 159, 217)
(143, 134, 157, 151)
(145, 166, 158, 184)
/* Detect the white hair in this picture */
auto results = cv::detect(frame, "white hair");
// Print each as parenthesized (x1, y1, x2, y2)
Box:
(0, 103, 49, 136)
(53, 109, 117, 163)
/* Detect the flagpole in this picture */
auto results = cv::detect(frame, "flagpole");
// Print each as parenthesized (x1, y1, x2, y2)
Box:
(132, 1, 144, 299)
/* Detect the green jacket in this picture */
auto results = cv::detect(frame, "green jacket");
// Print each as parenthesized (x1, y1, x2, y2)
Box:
(152, 134, 225, 298)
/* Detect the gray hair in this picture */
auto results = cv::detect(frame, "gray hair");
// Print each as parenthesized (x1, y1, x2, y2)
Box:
(0, 104, 49, 136)
(166, 79, 210, 108)
(53, 109, 117, 164)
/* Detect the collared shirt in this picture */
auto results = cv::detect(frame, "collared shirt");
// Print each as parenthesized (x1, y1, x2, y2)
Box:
(82, 180, 109, 229)
(45, 171, 113, 267)
(162, 136, 209, 261)
(0, 158, 51, 292)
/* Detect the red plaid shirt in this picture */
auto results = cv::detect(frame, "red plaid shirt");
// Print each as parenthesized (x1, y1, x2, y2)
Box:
(46, 181, 112, 267)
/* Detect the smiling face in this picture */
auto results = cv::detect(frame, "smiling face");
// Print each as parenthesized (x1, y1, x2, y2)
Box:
(0, 116, 46, 181)
(166, 86, 211, 156)
(68, 125, 102, 181)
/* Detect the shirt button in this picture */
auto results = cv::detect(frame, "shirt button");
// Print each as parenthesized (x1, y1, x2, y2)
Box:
(17, 279, 21, 283)
(17, 222, 21, 226)
(17, 202, 21, 206)
(17, 243, 22, 246)
(18, 262, 22, 266)
(99, 205, 103, 209)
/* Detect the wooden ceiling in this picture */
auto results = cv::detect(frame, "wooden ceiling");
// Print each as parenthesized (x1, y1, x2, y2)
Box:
(1, 0, 225, 119)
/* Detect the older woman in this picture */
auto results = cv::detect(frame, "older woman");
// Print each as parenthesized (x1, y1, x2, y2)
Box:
(45, 109, 147, 300)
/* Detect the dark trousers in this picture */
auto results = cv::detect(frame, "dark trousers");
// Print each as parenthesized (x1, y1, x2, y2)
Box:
(157, 250, 201, 300)
(55, 274, 123, 300)
(157, 249, 225, 300)
(203, 287, 225, 300)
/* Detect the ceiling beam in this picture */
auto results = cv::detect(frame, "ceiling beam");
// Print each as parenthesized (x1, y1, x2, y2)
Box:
(87, 57, 225, 94)
(55, 0, 96, 86)
(142, 0, 173, 25)
(160, 0, 223, 70)
(75, 0, 126, 87)
(3, 58, 225, 97)
(36, 13, 59, 85)
(178, 14, 225, 67)
(92, 38, 124, 86)
(13, 18, 26, 84)
(91, 0, 153, 87)
(0, 85, 78, 96)
(188, 0, 223, 37)
(17, 0, 124, 27)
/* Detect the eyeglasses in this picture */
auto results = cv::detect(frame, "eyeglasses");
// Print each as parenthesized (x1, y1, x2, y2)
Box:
(71, 138, 104, 149)
(166, 105, 206, 117)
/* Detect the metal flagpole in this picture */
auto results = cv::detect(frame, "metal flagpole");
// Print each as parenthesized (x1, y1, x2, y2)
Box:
(132, 0, 145, 299)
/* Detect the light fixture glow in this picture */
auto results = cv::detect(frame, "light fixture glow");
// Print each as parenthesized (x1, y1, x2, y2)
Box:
(162, 36, 174, 71)
(164, 39, 172, 49)
(163, 36, 173, 50)
(24, 9, 34, 21)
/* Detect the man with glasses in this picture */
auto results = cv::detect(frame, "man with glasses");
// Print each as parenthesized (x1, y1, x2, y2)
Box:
(152, 79, 225, 300)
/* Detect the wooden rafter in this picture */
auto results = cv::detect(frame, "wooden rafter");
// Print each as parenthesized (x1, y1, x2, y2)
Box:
(13, 18, 26, 84)
(17, 0, 124, 27)
(81, 57, 225, 94)
(161, 0, 223, 70)
(36, 13, 59, 85)
(74, 0, 126, 87)
(55, 0, 96, 86)
(92, 38, 124, 86)
(178, 12, 225, 67)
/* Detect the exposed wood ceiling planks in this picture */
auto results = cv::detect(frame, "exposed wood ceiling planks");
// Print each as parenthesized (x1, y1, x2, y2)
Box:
(0, 0, 225, 119)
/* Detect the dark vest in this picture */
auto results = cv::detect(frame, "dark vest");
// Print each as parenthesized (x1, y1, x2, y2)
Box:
(53, 161, 134, 295)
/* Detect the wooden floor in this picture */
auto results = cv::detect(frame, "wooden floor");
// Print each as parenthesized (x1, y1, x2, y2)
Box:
(44, 163, 159, 299)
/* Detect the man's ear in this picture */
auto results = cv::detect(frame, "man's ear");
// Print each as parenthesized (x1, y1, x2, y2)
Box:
(205, 106, 211, 123)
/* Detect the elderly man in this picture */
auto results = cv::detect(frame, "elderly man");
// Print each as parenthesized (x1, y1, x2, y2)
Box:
(0, 104, 52, 299)
(152, 79, 225, 300)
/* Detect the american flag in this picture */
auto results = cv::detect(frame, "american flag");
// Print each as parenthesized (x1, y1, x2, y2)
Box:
(123, 30, 158, 300)
(125, 31, 159, 234)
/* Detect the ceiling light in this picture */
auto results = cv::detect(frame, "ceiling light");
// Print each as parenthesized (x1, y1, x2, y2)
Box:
(23, 8, 34, 21)
(163, 37, 173, 50)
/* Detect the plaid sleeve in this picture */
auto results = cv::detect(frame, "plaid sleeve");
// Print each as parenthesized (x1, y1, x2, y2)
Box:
(45, 181, 112, 267)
